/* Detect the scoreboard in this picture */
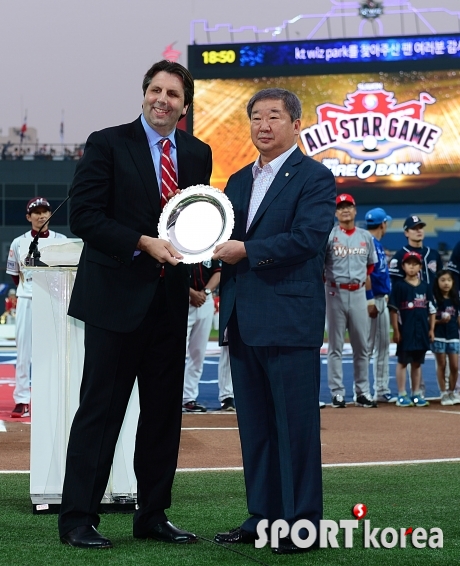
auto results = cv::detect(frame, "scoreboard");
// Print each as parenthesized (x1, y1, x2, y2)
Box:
(189, 34, 460, 78)
(188, 33, 460, 209)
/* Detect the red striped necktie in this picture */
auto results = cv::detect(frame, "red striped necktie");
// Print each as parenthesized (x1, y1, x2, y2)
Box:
(160, 138, 178, 209)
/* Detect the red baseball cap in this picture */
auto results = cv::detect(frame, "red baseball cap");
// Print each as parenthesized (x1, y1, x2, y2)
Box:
(336, 193, 356, 206)
(26, 197, 51, 214)
(402, 251, 422, 264)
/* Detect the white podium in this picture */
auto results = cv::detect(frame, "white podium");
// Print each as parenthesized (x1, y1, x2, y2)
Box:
(28, 245, 139, 514)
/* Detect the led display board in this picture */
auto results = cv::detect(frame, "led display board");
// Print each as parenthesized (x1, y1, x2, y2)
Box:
(188, 34, 460, 204)
(189, 34, 460, 72)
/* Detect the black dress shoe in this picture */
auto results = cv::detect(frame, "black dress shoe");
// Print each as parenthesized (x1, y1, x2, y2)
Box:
(60, 525, 113, 549)
(134, 521, 197, 543)
(272, 537, 318, 554)
(214, 527, 256, 544)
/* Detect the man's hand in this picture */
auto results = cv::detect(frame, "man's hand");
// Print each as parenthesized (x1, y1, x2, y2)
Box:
(213, 240, 247, 265)
(165, 188, 181, 202)
(137, 235, 183, 265)
(368, 304, 378, 319)
(190, 288, 206, 307)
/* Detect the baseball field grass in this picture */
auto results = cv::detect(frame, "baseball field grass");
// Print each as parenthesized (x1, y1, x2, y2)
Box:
(1, 463, 459, 565)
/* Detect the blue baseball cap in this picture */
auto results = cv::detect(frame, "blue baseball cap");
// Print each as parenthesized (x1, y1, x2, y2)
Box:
(403, 215, 426, 230)
(365, 207, 392, 227)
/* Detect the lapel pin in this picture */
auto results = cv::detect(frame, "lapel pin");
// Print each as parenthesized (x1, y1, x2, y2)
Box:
(285, 172, 289, 177)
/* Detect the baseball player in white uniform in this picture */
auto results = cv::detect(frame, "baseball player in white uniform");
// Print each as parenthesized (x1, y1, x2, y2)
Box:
(183, 260, 222, 412)
(217, 345, 235, 411)
(6, 197, 66, 418)
(325, 193, 378, 408)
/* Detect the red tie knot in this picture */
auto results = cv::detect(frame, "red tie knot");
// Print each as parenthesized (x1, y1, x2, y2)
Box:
(161, 138, 171, 153)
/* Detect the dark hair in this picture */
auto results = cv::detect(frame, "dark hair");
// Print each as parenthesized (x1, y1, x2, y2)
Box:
(142, 60, 194, 108)
(433, 269, 459, 306)
(246, 88, 302, 122)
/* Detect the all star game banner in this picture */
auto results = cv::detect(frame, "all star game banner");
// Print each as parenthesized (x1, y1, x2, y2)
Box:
(189, 34, 460, 193)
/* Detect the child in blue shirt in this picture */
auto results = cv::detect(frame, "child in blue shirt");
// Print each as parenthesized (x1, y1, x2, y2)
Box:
(388, 252, 436, 407)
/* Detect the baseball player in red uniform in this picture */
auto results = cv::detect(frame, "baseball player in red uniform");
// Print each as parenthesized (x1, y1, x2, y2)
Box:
(4, 289, 17, 321)
(325, 193, 377, 408)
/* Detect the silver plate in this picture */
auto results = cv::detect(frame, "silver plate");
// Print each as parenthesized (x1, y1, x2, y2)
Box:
(157, 185, 234, 264)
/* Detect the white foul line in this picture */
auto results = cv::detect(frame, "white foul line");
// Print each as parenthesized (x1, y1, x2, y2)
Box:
(2, 458, 460, 475)
(177, 458, 460, 471)
(177, 467, 243, 472)
(182, 427, 238, 431)
(434, 410, 460, 415)
(322, 457, 460, 467)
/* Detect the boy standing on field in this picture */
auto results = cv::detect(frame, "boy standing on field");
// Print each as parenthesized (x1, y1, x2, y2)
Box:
(388, 251, 436, 407)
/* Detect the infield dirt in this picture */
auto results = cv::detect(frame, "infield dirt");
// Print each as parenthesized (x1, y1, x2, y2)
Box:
(2, 402, 459, 472)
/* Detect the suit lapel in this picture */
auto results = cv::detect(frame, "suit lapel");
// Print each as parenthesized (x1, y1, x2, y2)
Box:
(176, 129, 192, 190)
(125, 117, 161, 215)
(232, 166, 253, 241)
(246, 148, 303, 236)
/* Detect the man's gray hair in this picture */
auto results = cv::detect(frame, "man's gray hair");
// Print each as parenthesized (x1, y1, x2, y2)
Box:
(246, 88, 302, 122)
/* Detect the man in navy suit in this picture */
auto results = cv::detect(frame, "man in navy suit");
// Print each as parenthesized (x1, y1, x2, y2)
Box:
(58, 60, 212, 549)
(213, 88, 336, 554)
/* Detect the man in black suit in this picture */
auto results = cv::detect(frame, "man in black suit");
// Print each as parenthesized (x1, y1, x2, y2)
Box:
(58, 60, 212, 549)
(213, 88, 336, 554)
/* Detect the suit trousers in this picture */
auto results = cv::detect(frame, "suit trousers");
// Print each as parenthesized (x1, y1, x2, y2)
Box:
(228, 314, 323, 533)
(58, 280, 186, 536)
(368, 296, 391, 397)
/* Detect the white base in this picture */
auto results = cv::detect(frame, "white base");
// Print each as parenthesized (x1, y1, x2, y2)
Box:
(0, 324, 16, 339)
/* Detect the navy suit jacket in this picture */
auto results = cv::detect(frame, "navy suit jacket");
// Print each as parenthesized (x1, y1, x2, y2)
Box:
(68, 117, 212, 333)
(219, 147, 336, 348)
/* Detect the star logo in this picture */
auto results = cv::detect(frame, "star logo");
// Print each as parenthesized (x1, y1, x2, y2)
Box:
(300, 84, 442, 161)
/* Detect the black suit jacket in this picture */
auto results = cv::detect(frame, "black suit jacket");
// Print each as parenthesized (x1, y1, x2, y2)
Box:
(219, 148, 336, 347)
(68, 117, 212, 333)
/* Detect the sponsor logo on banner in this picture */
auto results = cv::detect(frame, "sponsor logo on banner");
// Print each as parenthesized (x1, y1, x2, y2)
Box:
(300, 83, 443, 180)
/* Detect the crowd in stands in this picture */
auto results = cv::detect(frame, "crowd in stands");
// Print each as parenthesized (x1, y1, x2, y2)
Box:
(1, 142, 84, 161)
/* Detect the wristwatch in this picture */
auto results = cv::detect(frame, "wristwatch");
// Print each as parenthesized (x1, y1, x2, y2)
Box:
(204, 288, 212, 295)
